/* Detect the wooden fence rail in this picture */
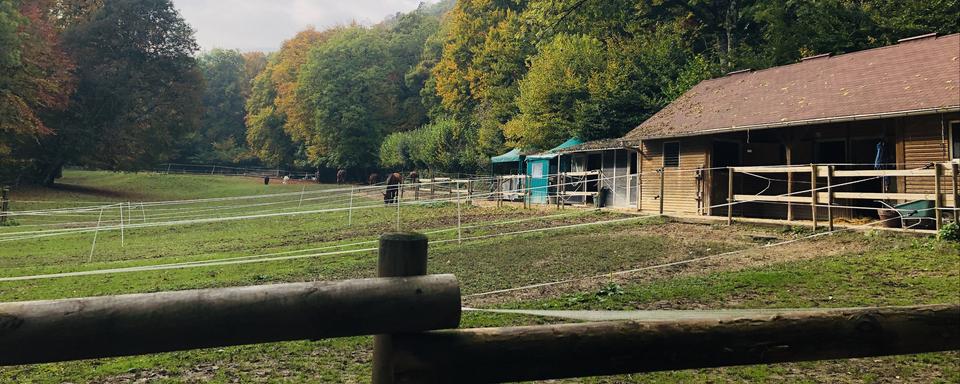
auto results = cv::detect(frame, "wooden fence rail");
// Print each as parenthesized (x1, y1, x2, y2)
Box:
(0, 232, 957, 383)
(388, 305, 958, 384)
(0, 273, 460, 366)
(729, 162, 959, 230)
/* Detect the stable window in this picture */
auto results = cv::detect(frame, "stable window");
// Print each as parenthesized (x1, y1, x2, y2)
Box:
(663, 142, 680, 168)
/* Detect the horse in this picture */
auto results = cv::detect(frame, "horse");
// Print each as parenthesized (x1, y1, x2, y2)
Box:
(368, 173, 380, 185)
(336, 169, 347, 184)
(407, 171, 419, 183)
(384, 172, 403, 205)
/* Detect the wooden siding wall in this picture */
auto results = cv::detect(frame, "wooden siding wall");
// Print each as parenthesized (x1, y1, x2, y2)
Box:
(640, 138, 707, 214)
(637, 112, 959, 218)
(897, 114, 956, 194)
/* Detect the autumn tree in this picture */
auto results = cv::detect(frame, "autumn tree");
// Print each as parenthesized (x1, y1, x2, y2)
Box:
(0, 0, 75, 184)
(30, 0, 203, 183)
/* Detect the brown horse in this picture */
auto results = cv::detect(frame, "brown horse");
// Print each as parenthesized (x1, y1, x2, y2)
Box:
(368, 173, 380, 185)
(336, 169, 347, 184)
(384, 172, 403, 205)
(407, 171, 419, 183)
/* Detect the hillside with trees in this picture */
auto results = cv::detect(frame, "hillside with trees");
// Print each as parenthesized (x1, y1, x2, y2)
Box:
(1, 0, 957, 184)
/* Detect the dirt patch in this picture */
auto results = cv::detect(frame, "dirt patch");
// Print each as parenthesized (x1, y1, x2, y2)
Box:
(463, 223, 870, 308)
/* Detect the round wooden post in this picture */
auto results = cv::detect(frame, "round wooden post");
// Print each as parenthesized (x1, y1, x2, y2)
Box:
(727, 168, 734, 225)
(951, 162, 958, 221)
(826, 166, 835, 232)
(933, 163, 942, 230)
(810, 164, 819, 231)
(373, 232, 430, 384)
(659, 168, 666, 216)
(0, 186, 9, 225)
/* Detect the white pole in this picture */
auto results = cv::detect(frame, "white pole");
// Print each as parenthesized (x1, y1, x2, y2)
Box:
(119, 203, 125, 247)
(140, 202, 146, 223)
(88, 206, 106, 262)
(396, 183, 402, 231)
(298, 185, 306, 208)
(457, 189, 463, 246)
(348, 187, 354, 226)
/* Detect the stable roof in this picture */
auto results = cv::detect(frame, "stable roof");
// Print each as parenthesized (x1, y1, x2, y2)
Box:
(626, 33, 960, 140)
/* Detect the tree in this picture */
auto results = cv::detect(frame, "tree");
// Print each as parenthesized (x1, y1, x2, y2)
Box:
(0, 0, 75, 184)
(191, 48, 248, 163)
(504, 34, 606, 149)
(32, 0, 203, 183)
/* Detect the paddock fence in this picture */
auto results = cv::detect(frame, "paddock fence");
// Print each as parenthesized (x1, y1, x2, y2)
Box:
(0, 232, 956, 383)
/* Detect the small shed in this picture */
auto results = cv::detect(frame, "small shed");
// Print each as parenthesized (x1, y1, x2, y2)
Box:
(526, 138, 583, 204)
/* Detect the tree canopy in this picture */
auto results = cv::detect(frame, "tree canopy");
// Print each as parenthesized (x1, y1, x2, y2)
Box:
(1, 0, 957, 183)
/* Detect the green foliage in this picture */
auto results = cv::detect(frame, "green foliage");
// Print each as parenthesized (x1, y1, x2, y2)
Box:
(938, 221, 960, 242)
(379, 116, 481, 171)
(24, 0, 204, 183)
(187, 48, 250, 163)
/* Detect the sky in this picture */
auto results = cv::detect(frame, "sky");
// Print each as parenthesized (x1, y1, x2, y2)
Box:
(172, 0, 440, 53)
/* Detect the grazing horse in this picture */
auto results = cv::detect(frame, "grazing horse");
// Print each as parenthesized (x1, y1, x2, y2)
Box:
(368, 173, 380, 185)
(407, 171, 419, 183)
(384, 172, 403, 205)
(336, 169, 347, 184)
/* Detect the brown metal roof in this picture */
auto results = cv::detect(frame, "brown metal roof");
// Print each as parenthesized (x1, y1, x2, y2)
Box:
(626, 33, 960, 140)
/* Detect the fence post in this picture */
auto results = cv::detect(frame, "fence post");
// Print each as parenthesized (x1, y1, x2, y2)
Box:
(952, 161, 958, 221)
(659, 168, 666, 216)
(933, 163, 942, 230)
(810, 164, 819, 231)
(372, 232, 429, 384)
(0, 186, 9, 225)
(348, 187, 354, 226)
(726, 168, 734, 225)
(826, 166, 834, 232)
(525, 175, 531, 209)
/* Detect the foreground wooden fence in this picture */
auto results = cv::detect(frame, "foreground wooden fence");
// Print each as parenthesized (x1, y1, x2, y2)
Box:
(0, 232, 957, 383)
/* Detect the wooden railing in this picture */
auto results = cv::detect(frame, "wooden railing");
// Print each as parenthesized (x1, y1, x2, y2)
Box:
(1, 232, 957, 383)
(729, 161, 959, 230)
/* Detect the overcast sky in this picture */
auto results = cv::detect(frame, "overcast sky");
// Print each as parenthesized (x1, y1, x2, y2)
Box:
(172, 0, 440, 53)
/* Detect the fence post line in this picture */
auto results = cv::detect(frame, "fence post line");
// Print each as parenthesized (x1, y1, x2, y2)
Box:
(0, 186, 9, 225)
(810, 164, 819, 231)
(727, 168, 733, 225)
(826, 166, 835, 232)
(659, 168, 665, 216)
(933, 163, 942, 230)
(372, 232, 430, 384)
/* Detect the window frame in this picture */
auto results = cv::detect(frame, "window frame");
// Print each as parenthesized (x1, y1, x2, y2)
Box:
(662, 141, 681, 168)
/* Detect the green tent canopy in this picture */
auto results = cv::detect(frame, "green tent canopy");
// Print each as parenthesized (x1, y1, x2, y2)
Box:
(527, 138, 583, 160)
(491, 148, 523, 164)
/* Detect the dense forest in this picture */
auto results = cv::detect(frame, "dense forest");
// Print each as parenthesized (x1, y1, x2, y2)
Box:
(1, 0, 958, 184)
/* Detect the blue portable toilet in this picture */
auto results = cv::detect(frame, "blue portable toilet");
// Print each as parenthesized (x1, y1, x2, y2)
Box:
(525, 138, 583, 204)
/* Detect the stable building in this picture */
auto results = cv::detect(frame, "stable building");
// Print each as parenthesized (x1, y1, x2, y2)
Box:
(626, 33, 959, 229)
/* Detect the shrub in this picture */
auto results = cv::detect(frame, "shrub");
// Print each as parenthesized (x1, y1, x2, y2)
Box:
(937, 221, 959, 242)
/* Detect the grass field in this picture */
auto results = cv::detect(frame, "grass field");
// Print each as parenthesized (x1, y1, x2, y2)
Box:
(1, 170, 957, 383)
